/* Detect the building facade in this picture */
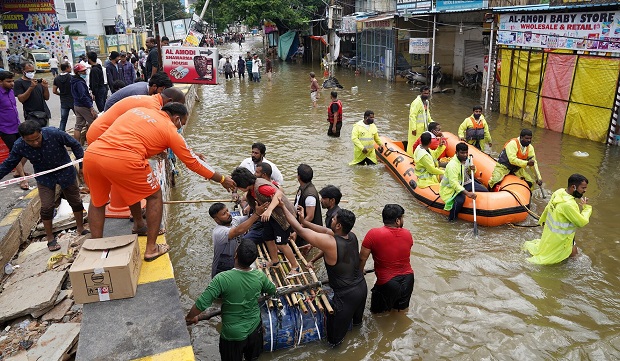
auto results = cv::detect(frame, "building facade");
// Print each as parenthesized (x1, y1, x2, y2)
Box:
(55, 0, 138, 36)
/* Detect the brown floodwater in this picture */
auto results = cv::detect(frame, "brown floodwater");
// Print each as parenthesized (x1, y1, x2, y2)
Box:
(166, 38, 620, 360)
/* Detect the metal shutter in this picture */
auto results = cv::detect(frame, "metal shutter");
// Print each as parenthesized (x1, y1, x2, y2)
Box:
(464, 40, 485, 75)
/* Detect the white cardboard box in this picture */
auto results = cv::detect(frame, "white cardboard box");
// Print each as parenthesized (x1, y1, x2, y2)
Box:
(69, 234, 141, 304)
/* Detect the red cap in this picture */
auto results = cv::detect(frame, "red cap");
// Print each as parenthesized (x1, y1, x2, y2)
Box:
(74, 63, 87, 72)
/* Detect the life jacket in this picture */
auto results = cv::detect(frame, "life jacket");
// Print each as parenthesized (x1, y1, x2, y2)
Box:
(497, 138, 529, 172)
(327, 99, 343, 123)
(465, 116, 485, 141)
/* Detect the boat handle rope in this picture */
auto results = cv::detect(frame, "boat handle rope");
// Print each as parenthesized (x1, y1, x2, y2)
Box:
(499, 182, 541, 220)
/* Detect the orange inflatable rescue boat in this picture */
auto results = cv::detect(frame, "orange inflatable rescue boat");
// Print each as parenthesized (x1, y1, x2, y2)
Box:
(375, 132, 532, 226)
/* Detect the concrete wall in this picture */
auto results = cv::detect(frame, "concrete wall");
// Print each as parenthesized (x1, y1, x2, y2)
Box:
(434, 27, 456, 78)
(452, 27, 484, 78)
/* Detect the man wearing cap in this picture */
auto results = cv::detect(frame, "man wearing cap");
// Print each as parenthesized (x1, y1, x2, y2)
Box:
(106, 51, 122, 94)
(71, 63, 98, 143)
(118, 52, 136, 86)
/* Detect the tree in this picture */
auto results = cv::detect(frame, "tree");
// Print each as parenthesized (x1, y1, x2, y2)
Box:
(134, 0, 189, 30)
(191, 0, 326, 33)
(64, 26, 85, 36)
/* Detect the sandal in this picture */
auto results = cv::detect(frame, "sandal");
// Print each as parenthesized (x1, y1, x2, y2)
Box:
(19, 181, 30, 190)
(47, 239, 61, 252)
(144, 243, 170, 262)
(286, 267, 301, 278)
(269, 261, 280, 268)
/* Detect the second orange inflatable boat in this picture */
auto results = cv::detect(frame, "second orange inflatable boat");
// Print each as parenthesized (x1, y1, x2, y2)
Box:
(375, 132, 532, 227)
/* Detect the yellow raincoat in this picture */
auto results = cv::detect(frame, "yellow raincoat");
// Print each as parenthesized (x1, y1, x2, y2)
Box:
(407, 96, 432, 155)
(457, 115, 492, 150)
(350, 120, 381, 165)
(489, 138, 541, 189)
(413, 144, 445, 188)
(439, 156, 471, 210)
(523, 188, 592, 265)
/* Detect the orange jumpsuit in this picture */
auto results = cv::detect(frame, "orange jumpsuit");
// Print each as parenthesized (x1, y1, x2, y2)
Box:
(86, 94, 163, 144)
(84, 107, 215, 207)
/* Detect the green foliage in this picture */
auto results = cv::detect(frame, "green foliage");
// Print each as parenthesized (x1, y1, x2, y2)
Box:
(64, 25, 84, 36)
(134, 0, 190, 29)
(191, 0, 325, 32)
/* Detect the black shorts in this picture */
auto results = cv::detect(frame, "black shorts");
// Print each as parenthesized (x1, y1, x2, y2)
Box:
(0, 132, 20, 150)
(370, 273, 414, 313)
(327, 121, 342, 137)
(326, 281, 367, 346)
(262, 218, 291, 245)
(219, 323, 263, 361)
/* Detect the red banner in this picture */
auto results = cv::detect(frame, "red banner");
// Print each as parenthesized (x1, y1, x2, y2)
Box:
(162, 46, 219, 85)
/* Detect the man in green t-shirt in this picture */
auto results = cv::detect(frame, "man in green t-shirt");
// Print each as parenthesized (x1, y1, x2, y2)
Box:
(186, 239, 276, 361)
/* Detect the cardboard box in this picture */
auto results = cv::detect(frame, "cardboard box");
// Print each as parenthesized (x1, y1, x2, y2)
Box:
(69, 234, 141, 304)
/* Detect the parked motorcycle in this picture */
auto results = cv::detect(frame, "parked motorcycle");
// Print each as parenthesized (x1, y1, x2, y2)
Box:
(339, 55, 357, 68)
(401, 63, 455, 93)
(459, 65, 484, 90)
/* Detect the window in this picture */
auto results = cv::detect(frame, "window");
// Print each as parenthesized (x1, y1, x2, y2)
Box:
(66, 2, 77, 19)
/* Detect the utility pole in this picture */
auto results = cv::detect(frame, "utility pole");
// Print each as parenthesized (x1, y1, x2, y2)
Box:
(151, 2, 155, 37)
(199, 0, 211, 19)
(141, 0, 146, 31)
(327, 1, 341, 78)
(161, 4, 165, 22)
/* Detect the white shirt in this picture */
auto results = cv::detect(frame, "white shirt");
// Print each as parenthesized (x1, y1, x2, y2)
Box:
(252, 58, 262, 73)
(49, 58, 58, 68)
(239, 157, 284, 185)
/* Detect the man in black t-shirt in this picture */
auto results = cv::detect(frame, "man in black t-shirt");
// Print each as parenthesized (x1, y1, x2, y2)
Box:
(144, 37, 159, 80)
(13, 62, 50, 127)
(52, 63, 74, 132)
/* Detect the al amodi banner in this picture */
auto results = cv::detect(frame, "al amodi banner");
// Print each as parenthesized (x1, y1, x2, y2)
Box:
(498, 10, 620, 53)
(162, 46, 218, 85)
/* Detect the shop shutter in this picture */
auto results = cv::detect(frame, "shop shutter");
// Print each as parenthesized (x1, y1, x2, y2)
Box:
(464, 40, 485, 75)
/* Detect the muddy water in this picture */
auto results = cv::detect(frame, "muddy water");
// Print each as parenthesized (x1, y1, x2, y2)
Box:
(166, 38, 620, 360)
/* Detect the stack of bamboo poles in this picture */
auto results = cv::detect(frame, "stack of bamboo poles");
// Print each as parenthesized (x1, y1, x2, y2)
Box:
(256, 242, 333, 315)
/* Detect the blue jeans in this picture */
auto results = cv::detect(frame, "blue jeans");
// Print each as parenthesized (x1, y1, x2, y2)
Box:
(252, 72, 260, 82)
(59, 106, 73, 132)
(449, 180, 489, 221)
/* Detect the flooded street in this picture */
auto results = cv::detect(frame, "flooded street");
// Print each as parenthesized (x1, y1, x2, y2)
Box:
(166, 38, 620, 360)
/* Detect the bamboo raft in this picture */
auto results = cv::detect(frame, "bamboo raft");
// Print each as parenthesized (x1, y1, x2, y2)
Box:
(254, 242, 331, 351)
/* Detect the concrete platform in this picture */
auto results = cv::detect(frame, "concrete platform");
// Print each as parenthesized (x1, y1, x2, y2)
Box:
(76, 219, 193, 361)
(0, 83, 199, 360)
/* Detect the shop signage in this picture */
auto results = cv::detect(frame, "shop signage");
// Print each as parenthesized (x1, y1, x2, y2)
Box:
(162, 46, 218, 85)
(436, 0, 488, 12)
(409, 38, 431, 54)
(498, 11, 620, 53)
(1, 0, 60, 32)
(397, 0, 432, 12)
(363, 17, 394, 30)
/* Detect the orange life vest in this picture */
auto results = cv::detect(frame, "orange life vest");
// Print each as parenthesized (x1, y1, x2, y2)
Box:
(327, 99, 343, 123)
(497, 138, 529, 172)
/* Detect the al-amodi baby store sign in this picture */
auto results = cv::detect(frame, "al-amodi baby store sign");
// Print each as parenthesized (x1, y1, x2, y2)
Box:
(162, 46, 219, 85)
(498, 10, 620, 52)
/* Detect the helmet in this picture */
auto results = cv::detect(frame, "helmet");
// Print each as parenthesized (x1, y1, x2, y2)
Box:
(74, 63, 87, 72)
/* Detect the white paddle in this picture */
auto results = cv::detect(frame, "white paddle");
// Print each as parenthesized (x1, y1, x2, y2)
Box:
(470, 154, 478, 237)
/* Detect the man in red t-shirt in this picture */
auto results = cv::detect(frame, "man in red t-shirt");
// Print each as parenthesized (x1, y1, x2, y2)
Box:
(359, 204, 414, 313)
